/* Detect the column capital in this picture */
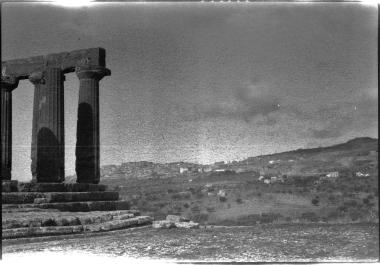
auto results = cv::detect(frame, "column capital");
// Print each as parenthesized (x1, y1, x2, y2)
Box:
(28, 71, 45, 85)
(75, 65, 111, 81)
(1, 75, 19, 91)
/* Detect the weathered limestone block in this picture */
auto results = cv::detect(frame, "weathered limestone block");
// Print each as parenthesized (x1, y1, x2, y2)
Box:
(2, 180, 18, 192)
(2, 192, 46, 204)
(82, 216, 151, 232)
(112, 213, 135, 220)
(2, 211, 140, 229)
(174, 221, 200, 229)
(166, 215, 190, 223)
(153, 218, 199, 229)
(16, 182, 107, 192)
(3, 218, 42, 230)
(152, 220, 176, 229)
(45, 191, 119, 203)
(2, 200, 131, 212)
(1, 207, 60, 213)
(34, 198, 49, 204)
(75, 65, 110, 184)
(3, 191, 118, 204)
(2, 225, 84, 239)
(2, 212, 152, 239)
(137, 216, 153, 225)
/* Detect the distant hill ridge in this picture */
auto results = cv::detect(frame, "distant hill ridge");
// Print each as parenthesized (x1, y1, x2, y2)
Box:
(253, 137, 378, 158)
(65, 137, 378, 182)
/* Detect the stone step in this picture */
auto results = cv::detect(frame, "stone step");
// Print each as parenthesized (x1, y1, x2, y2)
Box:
(2, 191, 119, 204)
(2, 180, 18, 192)
(2, 210, 140, 229)
(2, 181, 107, 193)
(2, 216, 153, 239)
(19, 182, 107, 192)
(2, 200, 131, 212)
(1, 208, 60, 213)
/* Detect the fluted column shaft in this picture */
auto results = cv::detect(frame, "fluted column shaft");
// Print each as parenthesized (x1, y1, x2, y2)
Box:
(29, 68, 65, 182)
(1, 76, 19, 180)
(75, 65, 110, 184)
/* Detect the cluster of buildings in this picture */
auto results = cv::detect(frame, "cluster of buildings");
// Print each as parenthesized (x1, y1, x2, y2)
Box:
(100, 158, 373, 182)
(258, 175, 286, 184)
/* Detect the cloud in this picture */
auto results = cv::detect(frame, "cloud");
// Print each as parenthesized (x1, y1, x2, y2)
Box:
(310, 128, 344, 139)
(200, 81, 280, 122)
(308, 95, 377, 140)
(309, 114, 354, 139)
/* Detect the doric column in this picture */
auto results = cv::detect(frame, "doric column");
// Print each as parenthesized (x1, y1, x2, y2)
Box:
(29, 68, 65, 182)
(29, 72, 43, 182)
(75, 65, 110, 184)
(1, 75, 19, 180)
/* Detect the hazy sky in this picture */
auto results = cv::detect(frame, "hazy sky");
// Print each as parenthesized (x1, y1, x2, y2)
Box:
(2, 2, 377, 181)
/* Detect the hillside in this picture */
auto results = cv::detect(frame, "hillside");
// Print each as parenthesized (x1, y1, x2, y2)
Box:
(87, 137, 378, 225)
(232, 137, 378, 177)
(65, 137, 377, 183)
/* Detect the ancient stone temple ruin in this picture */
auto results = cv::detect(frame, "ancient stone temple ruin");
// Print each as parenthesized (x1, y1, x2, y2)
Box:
(1, 48, 152, 239)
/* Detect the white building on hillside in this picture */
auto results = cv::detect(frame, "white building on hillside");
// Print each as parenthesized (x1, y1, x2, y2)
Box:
(180, 167, 189, 174)
(326, 172, 339, 178)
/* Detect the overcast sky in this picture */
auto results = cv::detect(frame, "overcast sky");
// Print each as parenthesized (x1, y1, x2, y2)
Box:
(2, 2, 377, 181)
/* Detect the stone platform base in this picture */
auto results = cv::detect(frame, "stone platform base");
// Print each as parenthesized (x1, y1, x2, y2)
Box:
(3, 210, 152, 239)
(2, 181, 106, 193)
(2, 200, 131, 212)
(3, 191, 119, 204)
(2, 180, 153, 239)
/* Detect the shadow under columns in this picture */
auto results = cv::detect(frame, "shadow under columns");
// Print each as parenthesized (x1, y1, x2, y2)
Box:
(76, 102, 95, 183)
(36, 127, 62, 182)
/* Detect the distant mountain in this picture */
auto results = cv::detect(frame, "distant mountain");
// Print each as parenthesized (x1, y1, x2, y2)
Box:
(66, 137, 378, 183)
(234, 137, 378, 176)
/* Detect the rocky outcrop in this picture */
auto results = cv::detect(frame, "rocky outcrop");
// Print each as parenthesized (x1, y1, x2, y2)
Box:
(152, 215, 199, 229)
(152, 220, 176, 229)
(166, 214, 190, 222)
(174, 221, 199, 229)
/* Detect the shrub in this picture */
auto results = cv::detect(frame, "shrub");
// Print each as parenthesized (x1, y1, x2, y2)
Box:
(260, 213, 283, 223)
(344, 199, 358, 208)
(338, 205, 348, 213)
(191, 213, 209, 223)
(174, 205, 182, 212)
(195, 192, 204, 199)
(301, 212, 319, 222)
(328, 195, 338, 204)
(363, 198, 370, 205)
(191, 205, 200, 213)
(206, 207, 216, 212)
(311, 197, 320, 206)
(236, 198, 243, 204)
(171, 193, 180, 199)
(327, 210, 342, 220)
(183, 203, 190, 208)
(349, 209, 363, 221)
(146, 194, 159, 201)
(219, 196, 227, 202)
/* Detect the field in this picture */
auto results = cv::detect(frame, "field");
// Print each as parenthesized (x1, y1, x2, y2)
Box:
(101, 170, 378, 225)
